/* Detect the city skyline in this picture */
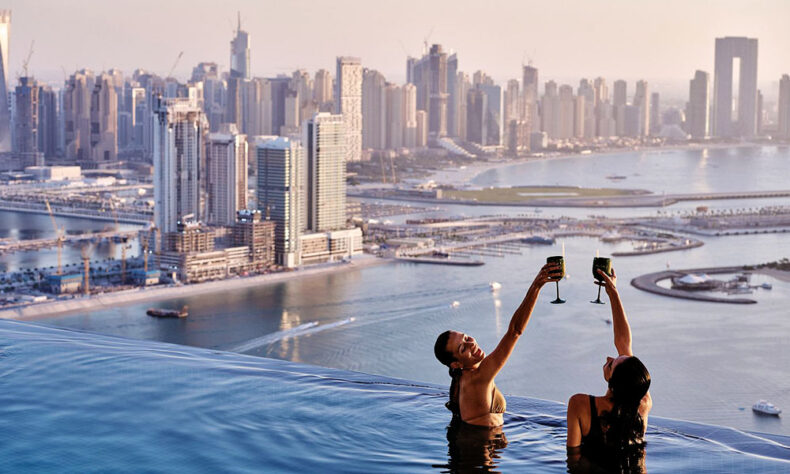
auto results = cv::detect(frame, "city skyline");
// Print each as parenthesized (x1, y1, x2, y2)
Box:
(4, 0, 789, 97)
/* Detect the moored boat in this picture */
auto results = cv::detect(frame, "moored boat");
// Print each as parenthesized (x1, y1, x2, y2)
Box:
(147, 305, 189, 319)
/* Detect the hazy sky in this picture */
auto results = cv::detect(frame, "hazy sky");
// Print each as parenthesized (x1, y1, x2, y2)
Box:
(6, 0, 790, 94)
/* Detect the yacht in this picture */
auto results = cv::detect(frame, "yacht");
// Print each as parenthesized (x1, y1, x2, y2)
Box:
(752, 400, 782, 416)
(451, 301, 460, 308)
(489, 281, 502, 291)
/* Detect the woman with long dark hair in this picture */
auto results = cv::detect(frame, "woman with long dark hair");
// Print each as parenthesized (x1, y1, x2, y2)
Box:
(566, 267, 652, 465)
(433, 262, 559, 427)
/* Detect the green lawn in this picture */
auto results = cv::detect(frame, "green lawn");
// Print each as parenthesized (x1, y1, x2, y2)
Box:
(442, 186, 642, 203)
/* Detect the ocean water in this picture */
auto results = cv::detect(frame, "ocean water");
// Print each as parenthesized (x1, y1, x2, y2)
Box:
(1, 319, 789, 473)
(4, 145, 790, 443)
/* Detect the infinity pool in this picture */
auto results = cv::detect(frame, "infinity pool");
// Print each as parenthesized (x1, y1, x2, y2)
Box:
(1, 320, 788, 472)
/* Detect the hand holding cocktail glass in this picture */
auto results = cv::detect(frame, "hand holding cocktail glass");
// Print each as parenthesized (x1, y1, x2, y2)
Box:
(591, 257, 615, 304)
(546, 256, 566, 304)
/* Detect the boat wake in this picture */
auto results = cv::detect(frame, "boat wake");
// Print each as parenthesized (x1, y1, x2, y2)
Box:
(229, 318, 356, 353)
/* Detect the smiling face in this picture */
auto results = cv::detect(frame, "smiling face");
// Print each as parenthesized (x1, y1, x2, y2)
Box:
(603, 355, 630, 381)
(446, 331, 486, 369)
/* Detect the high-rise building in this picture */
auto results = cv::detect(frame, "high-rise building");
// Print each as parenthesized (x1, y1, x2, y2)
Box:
(456, 72, 471, 140)
(415, 110, 428, 147)
(230, 14, 250, 80)
(313, 69, 333, 106)
(402, 83, 417, 147)
(427, 44, 449, 141)
(650, 92, 660, 135)
(0, 11, 10, 152)
(558, 84, 576, 139)
(593, 77, 613, 137)
(446, 54, 459, 137)
(577, 79, 595, 139)
(153, 96, 207, 233)
(633, 80, 649, 137)
(522, 65, 539, 132)
(64, 70, 95, 160)
(466, 88, 487, 145)
(613, 80, 627, 136)
(206, 123, 247, 226)
(38, 85, 59, 158)
(479, 83, 503, 146)
(90, 73, 118, 163)
(713, 37, 759, 138)
(335, 57, 363, 162)
(304, 113, 346, 232)
(542, 81, 560, 139)
(686, 70, 710, 139)
(269, 76, 291, 136)
(385, 83, 403, 149)
(778, 74, 790, 139)
(362, 69, 387, 150)
(14, 77, 39, 154)
(257, 137, 303, 267)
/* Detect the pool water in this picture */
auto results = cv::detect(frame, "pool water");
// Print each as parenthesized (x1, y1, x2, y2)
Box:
(1, 320, 788, 473)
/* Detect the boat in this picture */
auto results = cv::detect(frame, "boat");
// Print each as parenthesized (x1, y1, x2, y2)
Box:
(147, 305, 189, 319)
(451, 301, 460, 308)
(761, 282, 773, 290)
(606, 175, 627, 180)
(752, 400, 782, 416)
(489, 281, 502, 291)
(521, 236, 555, 245)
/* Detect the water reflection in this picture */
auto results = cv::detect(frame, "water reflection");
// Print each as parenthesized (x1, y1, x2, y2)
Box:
(436, 419, 509, 472)
(566, 445, 646, 474)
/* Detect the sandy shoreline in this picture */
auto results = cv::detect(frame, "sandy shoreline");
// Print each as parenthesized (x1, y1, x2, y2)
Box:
(0, 254, 392, 321)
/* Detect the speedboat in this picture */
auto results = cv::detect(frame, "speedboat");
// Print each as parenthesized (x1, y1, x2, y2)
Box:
(451, 301, 460, 308)
(489, 281, 502, 291)
(752, 400, 781, 416)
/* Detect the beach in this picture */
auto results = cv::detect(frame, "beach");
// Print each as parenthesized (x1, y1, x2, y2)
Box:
(0, 254, 390, 321)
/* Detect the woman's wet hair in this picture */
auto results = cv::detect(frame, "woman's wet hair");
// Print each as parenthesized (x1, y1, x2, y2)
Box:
(434, 330, 456, 367)
(601, 356, 651, 449)
(435, 330, 463, 416)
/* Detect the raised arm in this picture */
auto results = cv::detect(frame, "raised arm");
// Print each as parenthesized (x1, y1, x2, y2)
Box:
(477, 263, 560, 380)
(597, 268, 632, 356)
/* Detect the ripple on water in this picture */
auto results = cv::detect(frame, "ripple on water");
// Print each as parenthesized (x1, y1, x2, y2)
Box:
(1, 320, 789, 473)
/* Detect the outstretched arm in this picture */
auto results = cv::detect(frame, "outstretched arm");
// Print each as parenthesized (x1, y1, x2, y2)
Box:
(597, 268, 632, 356)
(477, 262, 561, 381)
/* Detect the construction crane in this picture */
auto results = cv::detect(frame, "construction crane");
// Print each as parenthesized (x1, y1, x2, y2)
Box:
(423, 26, 435, 55)
(22, 40, 34, 77)
(45, 199, 64, 275)
(167, 51, 184, 79)
(81, 244, 93, 296)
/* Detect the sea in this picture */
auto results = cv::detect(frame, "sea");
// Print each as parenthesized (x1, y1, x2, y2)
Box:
(1, 145, 790, 471)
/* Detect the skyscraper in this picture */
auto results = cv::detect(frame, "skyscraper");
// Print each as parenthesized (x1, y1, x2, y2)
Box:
(153, 96, 207, 233)
(712, 37, 759, 138)
(362, 69, 387, 150)
(313, 69, 333, 106)
(230, 13, 250, 80)
(650, 92, 660, 135)
(304, 113, 346, 232)
(90, 73, 118, 162)
(686, 70, 710, 139)
(633, 80, 649, 137)
(542, 81, 560, 139)
(466, 88, 487, 145)
(613, 80, 627, 136)
(206, 123, 247, 226)
(14, 77, 40, 154)
(446, 53, 458, 137)
(64, 70, 95, 160)
(402, 83, 417, 147)
(778, 74, 790, 139)
(522, 65, 539, 132)
(257, 136, 303, 267)
(0, 11, 10, 152)
(427, 44, 449, 141)
(335, 57, 363, 162)
(385, 83, 403, 149)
